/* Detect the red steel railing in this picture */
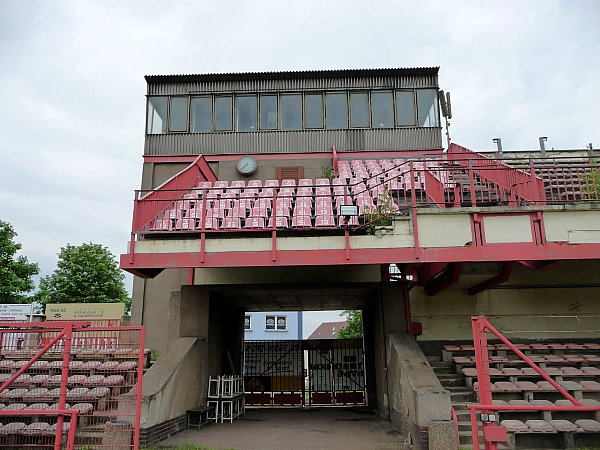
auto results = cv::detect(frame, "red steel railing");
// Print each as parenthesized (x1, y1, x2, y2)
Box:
(128, 155, 599, 237)
(469, 316, 600, 450)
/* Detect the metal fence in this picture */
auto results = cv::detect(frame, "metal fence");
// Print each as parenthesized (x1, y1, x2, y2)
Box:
(0, 321, 146, 449)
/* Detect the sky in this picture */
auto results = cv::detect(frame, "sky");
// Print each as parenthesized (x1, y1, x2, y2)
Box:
(1, 1, 599, 334)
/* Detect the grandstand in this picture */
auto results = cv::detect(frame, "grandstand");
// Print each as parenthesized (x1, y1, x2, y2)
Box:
(119, 68, 600, 448)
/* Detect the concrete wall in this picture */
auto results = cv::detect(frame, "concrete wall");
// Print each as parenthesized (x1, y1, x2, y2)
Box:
(411, 283, 600, 342)
(386, 334, 452, 449)
(131, 269, 188, 352)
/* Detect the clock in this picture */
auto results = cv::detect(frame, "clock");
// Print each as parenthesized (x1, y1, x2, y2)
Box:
(236, 156, 258, 176)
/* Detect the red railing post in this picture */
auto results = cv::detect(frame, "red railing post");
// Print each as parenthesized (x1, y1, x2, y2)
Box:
(55, 323, 73, 450)
(133, 327, 146, 450)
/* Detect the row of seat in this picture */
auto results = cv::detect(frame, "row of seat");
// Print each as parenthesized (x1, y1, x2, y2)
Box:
(444, 342, 600, 354)
(2, 347, 150, 359)
(474, 380, 600, 393)
(463, 366, 600, 380)
(0, 387, 111, 402)
(0, 359, 137, 373)
(501, 418, 600, 433)
(453, 354, 600, 369)
(0, 421, 70, 435)
(0, 373, 125, 387)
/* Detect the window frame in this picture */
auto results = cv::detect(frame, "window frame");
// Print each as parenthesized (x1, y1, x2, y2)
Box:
(146, 96, 169, 135)
(190, 95, 213, 133)
(370, 90, 395, 129)
(325, 91, 349, 130)
(259, 94, 279, 131)
(394, 90, 417, 127)
(304, 92, 325, 129)
(214, 95, 234, 132)
(265, 314, 287, 331)
(349, 91, 371, 129)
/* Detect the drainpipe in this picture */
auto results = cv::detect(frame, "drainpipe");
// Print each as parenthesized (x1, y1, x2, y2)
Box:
(539, 137, 548, 158)
(493, 138, 503, 159)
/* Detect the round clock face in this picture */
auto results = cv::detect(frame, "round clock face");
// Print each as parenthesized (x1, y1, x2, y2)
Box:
(236, 156, 258, 176)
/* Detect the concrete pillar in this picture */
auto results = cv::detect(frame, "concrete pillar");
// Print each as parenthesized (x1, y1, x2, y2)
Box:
(428, 420, 458, 450)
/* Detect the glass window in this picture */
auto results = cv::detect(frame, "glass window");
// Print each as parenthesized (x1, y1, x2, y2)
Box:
(236, 95, 257, 132)
(305, 94, 324, 129)
(350, 92, 369, 128)
(326, 92, 348, 130)
(265, 315, 287, 331)
(371, 91, 394, 128)
(146, 97, 168, 134)
(260, 95, 278, 130)
(244, 315, 251, 330)
(280, 94, 302, 130)
(395, 91, 416, 126)
(190, 97, 212, 133)
(276, 316, 287, 330)
(169, 97, 188, 132)
(214, 96, 233, 131)
(417, 89, 440, 127)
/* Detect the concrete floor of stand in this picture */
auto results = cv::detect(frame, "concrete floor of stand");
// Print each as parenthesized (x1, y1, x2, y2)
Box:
(157, 406, 409, 450)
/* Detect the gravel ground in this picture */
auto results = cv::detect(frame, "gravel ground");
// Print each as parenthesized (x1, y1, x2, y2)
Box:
(157, 407, 411, 450)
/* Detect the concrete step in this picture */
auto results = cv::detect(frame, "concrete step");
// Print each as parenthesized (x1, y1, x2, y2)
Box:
(450, 391, 475, 402)
(443, 385, 471, 393)
(435, 372, 460, 379)
(425, 354, 442, 363)
(440, 378, 470, 390)
(429, 361, 451, 368)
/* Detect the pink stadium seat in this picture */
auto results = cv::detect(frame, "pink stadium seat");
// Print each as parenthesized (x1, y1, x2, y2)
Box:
(0, 422, 27, 434)
(525, 419, 554, 432)
(292, 216, 312, 228)
(222, 217, 241, 229)
(297, 187, 313, 196)
(103, 375, 125, 386)
(561, 367, 583, 376)
(23, 422, 50, 435)
(495, 382, 520, 391)
(250, 207, 268, 218)
(580, 380, 600, 391)
(515, 381, 539, 391)
(298, 179, 312, 186)
(198, 217, 219, 230)
(267, 217, 289, 229)
(549, 419, 577, 432)
(315, 186, 331, 196)
(214, 181, 228, 189)
(0, 360, 15, 371)
(581, 366, 600, 375)
(175, 218, 195, 230)
(247, 180, 262, 188)
(281, 179, 296, 187)
(71, 402, 94, 414)
(575, 419, 600, 431)
(228, 207, 247, 219)
(275, 198, 292, 209)
(241, 189, 258, 198)
(294, 206, 312, 217)
(231, 180, 245, 189)
(196, 181, 212, 189)
(24, 388, 50, 399)
(82, 375, 105, 386)
(259, 188, 275, 197)
(25, 402, 49, 411)
(264, 180, 279, 187)
(255, 198, 272, 209)
(279, 188, 295, 197)
(244, 217, 266, 229)
(274, 207, 291, 217)
(315, 205, 333, 216)
(68, 374, 87, 385)
(315, 215, 336, 227)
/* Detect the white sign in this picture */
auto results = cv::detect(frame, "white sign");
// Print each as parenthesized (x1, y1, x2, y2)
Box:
(0, 304, 32, 321)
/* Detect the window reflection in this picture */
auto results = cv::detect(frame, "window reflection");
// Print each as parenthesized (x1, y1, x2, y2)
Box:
(305, 94, 323, 129)
(281, 94, 302, 130)
(326, 92, 348, 130)
(215, 96, 233, 131)
(417, 89, 439, 127)
(395, 91, 416, 126)
(371, 91, 394, 128)
(236, 95, 257, 132)
(350, 92, 369, 128)
(191, 97, 212, 133)
(147, 97, 168, 134)
(260, 95, 278, 130)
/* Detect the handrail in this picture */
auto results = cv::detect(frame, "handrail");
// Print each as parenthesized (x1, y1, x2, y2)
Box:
(450, 406, 460, 449)
(129, 155, 600, 235)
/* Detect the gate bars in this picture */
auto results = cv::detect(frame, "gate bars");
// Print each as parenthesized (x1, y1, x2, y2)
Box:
(0, 321, 145, 450)
(469, 316, 600, 450)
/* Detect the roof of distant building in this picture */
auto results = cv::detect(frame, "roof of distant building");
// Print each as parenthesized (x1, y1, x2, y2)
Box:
(308, 321, 348, 339)
(145, 67, 439, 83)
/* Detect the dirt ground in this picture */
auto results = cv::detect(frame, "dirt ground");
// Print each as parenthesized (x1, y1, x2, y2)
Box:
(157, 406, 411, 450)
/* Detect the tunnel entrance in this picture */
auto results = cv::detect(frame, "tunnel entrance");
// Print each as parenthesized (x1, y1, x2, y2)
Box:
(244, 338, 366, 407)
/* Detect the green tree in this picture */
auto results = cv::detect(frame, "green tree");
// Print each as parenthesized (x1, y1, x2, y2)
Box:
(0, 220, 39, 303)
(36, 243, 129, 311)
(337, 310, 363, 338)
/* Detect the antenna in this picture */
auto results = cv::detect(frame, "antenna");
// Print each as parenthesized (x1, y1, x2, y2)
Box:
(439, 89, 452, 150)
(539, 137, 548, 158)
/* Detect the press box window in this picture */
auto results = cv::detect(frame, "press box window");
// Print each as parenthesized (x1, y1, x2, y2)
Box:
(350, 92, 369, 128)
(244, 315, 251, 331)
(214, 96, 233, 131)
(395, 91, 416, 126)
(371, 91, 394, 128)
(326, 92, 348, 130)
(147, 97, 168, 134)
(281, 94, 302, 130)
(416, 89, 440, 127)
(266, 315, 287, 331)
(191, 96, 212, 133)
(260, 95, 278, 130)
(305, 94, 324, 129)
(169, 97, 188, 132)
(236, 95, 257, 132)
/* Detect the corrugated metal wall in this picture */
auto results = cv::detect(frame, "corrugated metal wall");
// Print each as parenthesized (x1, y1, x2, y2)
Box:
(144, 128, 442, 156)
(147, 74, 439, 95)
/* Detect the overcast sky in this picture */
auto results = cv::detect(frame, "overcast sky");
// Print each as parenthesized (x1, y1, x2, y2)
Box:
(1, 1, 598, 333)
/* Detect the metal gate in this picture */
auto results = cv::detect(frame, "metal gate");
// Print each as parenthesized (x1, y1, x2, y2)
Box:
(243, 339, 366, 407)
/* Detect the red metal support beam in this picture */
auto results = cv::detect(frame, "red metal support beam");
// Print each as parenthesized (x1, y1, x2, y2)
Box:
(518, 260, 561, 271)
(467, 261, 514, 295)
(424, 263, 462, 296)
